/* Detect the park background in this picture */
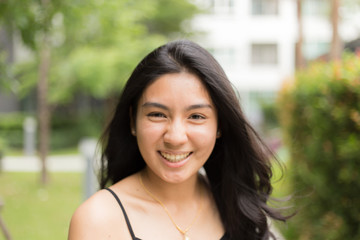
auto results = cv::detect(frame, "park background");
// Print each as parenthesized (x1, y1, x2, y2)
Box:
(0, 0, 359, 239)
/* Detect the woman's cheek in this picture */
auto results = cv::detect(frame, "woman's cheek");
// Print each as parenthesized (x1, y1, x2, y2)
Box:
(138, 121, 166, 139)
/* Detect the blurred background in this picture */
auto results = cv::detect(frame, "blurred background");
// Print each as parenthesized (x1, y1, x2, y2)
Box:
(0, 0, 359, 239)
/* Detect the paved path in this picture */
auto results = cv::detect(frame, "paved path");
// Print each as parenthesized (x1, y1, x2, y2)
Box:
(1, 154, 85, 172)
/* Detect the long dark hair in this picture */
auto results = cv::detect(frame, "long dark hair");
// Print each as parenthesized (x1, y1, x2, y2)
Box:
(100, 40, 288, 239)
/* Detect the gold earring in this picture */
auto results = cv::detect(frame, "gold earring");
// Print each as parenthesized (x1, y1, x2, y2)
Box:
(131, 129, 136, 135)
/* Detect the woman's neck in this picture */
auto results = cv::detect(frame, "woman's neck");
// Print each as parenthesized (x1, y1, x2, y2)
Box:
(140, 168, 204, 206)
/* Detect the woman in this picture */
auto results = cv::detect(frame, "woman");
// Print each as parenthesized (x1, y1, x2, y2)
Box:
(68, 40, 287, 240)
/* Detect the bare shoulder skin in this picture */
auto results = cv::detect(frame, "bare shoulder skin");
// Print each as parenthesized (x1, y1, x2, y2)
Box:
(68, 185, 133, 240)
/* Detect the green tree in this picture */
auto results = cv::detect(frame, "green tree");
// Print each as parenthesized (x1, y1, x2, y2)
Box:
(1, 0, 69, 184)
(0, 0, 199, 184)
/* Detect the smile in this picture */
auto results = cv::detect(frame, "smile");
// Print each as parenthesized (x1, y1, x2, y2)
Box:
(159, 151, 192, 163)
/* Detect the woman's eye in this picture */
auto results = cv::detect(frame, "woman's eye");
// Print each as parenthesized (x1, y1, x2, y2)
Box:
(189, 114, 205, 120)
(147, 112, 166, 118)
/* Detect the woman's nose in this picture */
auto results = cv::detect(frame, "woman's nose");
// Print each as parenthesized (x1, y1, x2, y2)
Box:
(163, 119, 188, 146)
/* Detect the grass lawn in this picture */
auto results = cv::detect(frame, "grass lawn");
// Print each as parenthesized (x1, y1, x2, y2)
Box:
(0, 172, 83, 240)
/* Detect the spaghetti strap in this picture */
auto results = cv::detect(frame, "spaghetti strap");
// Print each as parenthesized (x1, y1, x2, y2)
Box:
(105, 188, 138, 240)
(105, 188, 226, 240)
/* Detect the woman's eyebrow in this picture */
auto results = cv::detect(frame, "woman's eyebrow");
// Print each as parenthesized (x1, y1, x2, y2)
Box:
(142, 102, 213, 111)
(186, 104, 213, 111)
(142, 102, 169, 110)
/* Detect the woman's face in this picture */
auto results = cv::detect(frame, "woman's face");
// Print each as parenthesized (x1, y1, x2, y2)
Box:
(134, 72, 218, 184)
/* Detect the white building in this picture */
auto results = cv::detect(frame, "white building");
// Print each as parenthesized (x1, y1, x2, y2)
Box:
(191, 0, 360, 126)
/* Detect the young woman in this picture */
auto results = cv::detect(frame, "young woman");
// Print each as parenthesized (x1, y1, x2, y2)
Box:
(68, 40, 287, 240)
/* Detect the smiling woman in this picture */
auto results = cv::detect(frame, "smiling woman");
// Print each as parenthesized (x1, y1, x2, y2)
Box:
(134, 72, 218, 184)
(68, 40, 289, 240)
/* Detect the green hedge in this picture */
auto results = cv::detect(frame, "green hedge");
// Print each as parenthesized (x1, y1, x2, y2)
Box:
(50, 113, 103, 150)
(0, 112, 103, 151)
(0, 113, 27, 149)
(278, 53, 360, 239)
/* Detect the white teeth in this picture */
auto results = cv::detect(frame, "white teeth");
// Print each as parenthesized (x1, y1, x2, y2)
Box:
(160, 152, 191, 163)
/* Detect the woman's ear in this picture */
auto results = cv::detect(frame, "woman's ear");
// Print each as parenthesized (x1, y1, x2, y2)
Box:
(129, 107, 136, 136)
(216, 129, 221, 138)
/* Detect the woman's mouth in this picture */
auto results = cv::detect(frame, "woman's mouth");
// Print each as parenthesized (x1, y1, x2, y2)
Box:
(159, 151, 192, 163)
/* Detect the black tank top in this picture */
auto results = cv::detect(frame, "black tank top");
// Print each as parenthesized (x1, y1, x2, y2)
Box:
(105, 188, 229, 240)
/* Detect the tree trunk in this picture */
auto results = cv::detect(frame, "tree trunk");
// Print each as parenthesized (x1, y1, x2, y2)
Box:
(37, 0, 52, 184)
(330, 0, 341, 61)
(296, 0, 305, 69)
(37, 34, 51, 185)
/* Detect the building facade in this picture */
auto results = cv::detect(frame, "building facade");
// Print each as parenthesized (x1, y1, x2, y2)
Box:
(191, 0, 360, 126)
(191, 0, 297, 126)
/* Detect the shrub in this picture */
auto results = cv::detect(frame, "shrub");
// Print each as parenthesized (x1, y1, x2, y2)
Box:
(0, 112, 104, 151)
(0, 136, 7, 157)
(278, 53, 360, 239)
(50, 112, 103, 150)
(0, 113, 26, 149)
(260, 100, 280, 130)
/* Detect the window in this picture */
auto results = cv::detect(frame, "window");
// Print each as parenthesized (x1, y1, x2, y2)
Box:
(303, 0, 329, 16)
(303, 42, 330, 60)
(204, 0, 235, 13)
(251, 43, 278, 65)
(208, 47, 236, 68)
(252, 0, 279, 15)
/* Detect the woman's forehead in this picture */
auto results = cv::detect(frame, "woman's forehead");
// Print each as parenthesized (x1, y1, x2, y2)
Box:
(138, 72, 213, 106)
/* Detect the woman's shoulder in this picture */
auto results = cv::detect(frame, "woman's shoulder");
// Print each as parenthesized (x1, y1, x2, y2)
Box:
(71, 188, 116, 220)
(68, 189, 120, 239)
(68, 174, 140, 240)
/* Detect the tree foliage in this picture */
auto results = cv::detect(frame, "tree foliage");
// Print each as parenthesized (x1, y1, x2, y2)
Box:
(0, 0, 199, 103)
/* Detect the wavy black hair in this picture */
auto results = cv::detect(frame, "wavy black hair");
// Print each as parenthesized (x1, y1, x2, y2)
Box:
(100, 39, 288, 239)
